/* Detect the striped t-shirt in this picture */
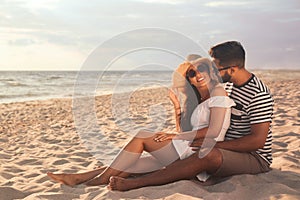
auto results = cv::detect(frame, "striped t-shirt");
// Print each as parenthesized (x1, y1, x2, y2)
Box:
(224, 74, 274, 165)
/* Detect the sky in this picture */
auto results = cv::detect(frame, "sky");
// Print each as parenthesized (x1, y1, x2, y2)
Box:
(0, 0, 300, 71)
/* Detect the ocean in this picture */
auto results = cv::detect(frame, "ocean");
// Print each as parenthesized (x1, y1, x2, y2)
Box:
(0, 70, 299, 104)
(0, 71, 173, 104)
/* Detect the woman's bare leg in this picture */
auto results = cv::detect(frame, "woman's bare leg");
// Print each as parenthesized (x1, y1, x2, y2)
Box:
(126, 156, 165, 174)
(47, 155, 165, 186)
(48, 131, 179, 186)
(47, 166, 106, 186)
(85, 155, 167, 186)
(86, 131, 179, 185)
(108, 148, 223, 191)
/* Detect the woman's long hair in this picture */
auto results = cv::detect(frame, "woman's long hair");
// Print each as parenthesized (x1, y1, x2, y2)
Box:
(180, 83, 201, 131)
(180, 58, 222, 131)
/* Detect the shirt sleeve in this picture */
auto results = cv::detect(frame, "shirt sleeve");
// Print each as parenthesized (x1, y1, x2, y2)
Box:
(208, 96, 236, 108)
(247, 92, 274, 124)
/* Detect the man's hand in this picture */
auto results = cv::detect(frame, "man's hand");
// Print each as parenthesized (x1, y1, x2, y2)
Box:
(190, 138, 217, 151)
(154, 132, 176, 142)
(190, 138, 203, 147)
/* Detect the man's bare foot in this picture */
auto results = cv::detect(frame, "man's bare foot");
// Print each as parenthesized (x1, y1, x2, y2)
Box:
(47, 172, 80, 187)
(108, 176, 140, 191)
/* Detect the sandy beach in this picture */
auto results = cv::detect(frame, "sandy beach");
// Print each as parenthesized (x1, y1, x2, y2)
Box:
(0, 71, 299, 200)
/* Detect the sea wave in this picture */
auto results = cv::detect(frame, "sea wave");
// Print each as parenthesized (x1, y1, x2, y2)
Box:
(0, 71, 173, 103)
(5, 81, 29, 87)
(1, 70, 297, 104)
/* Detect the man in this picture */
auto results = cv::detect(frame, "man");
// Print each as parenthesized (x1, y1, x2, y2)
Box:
(108, 41, 274, 191)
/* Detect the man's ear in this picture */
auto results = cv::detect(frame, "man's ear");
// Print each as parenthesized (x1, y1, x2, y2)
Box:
(230, 66, 238, 74)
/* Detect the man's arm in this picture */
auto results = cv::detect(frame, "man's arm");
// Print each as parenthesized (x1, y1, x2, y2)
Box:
(191, 122, 270, 152)
(155, 103, 227, 142)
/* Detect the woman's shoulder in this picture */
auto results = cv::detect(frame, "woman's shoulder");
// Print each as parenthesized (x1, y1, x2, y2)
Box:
(211, 84, 227, 97)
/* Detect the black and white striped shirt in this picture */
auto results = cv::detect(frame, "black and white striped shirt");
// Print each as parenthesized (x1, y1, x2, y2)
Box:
(224, 74, 274, 165)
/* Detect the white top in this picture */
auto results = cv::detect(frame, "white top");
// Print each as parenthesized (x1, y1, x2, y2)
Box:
(172, 95, 235, 182)
(190, 96, 236, 141)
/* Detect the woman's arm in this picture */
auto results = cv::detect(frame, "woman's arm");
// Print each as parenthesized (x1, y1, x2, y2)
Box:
(175, 106, 227, 140)
(154, 106, 227, 142)
(174, 108, 181, 132)
(177, 86, 228, 140)
(156, 87, 229, 142)
(169, 88, 182, 132)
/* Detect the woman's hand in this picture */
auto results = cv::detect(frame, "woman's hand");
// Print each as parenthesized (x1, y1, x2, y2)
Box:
(153, 132, 176, 142)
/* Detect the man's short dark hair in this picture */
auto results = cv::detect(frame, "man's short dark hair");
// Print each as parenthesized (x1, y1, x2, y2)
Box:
(209, 41, 245, 68)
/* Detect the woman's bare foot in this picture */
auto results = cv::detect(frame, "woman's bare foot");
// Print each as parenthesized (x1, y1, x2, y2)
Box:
(47, 166, 107, 187)
(85, 176, 108, 186)
(94, 165, 108, 170)
(108, 176, 140, 191)
(47, 172, 81, 187)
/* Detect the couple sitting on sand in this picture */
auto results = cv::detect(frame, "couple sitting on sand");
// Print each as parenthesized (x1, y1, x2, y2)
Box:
(47, 41, 274, 191)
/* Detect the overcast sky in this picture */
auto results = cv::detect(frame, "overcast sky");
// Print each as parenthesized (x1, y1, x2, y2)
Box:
(1, 0, 299, 71)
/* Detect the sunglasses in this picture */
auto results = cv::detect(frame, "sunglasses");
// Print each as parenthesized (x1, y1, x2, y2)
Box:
(218, 66, 233, 71)
(187, 66, 208, 78)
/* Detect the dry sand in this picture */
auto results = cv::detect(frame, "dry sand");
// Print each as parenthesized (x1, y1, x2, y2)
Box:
(0, 71, 299, 200)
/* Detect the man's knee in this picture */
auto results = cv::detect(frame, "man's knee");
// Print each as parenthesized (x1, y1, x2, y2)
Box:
(196, 148, 223, 168)
(185, 148, 222, 174)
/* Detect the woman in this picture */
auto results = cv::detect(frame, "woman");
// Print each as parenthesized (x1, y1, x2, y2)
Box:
(169, 56, 202, 132)
(47, 58, 235, 187)
(170, 54, 203, 132)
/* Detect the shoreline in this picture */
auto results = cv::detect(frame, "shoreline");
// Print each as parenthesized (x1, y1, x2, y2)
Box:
(0, 85, 166, 105)
(1, 69, 299, 105)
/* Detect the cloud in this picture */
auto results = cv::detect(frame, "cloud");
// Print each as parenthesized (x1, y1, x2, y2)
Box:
(13, 0, 61, 12)
(276, 17, 300, 23)
(131, 0, 186, 5)
(0, 0, 300, 70)
(204, 1, 252, 7)
(8, 38, 37, 46)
